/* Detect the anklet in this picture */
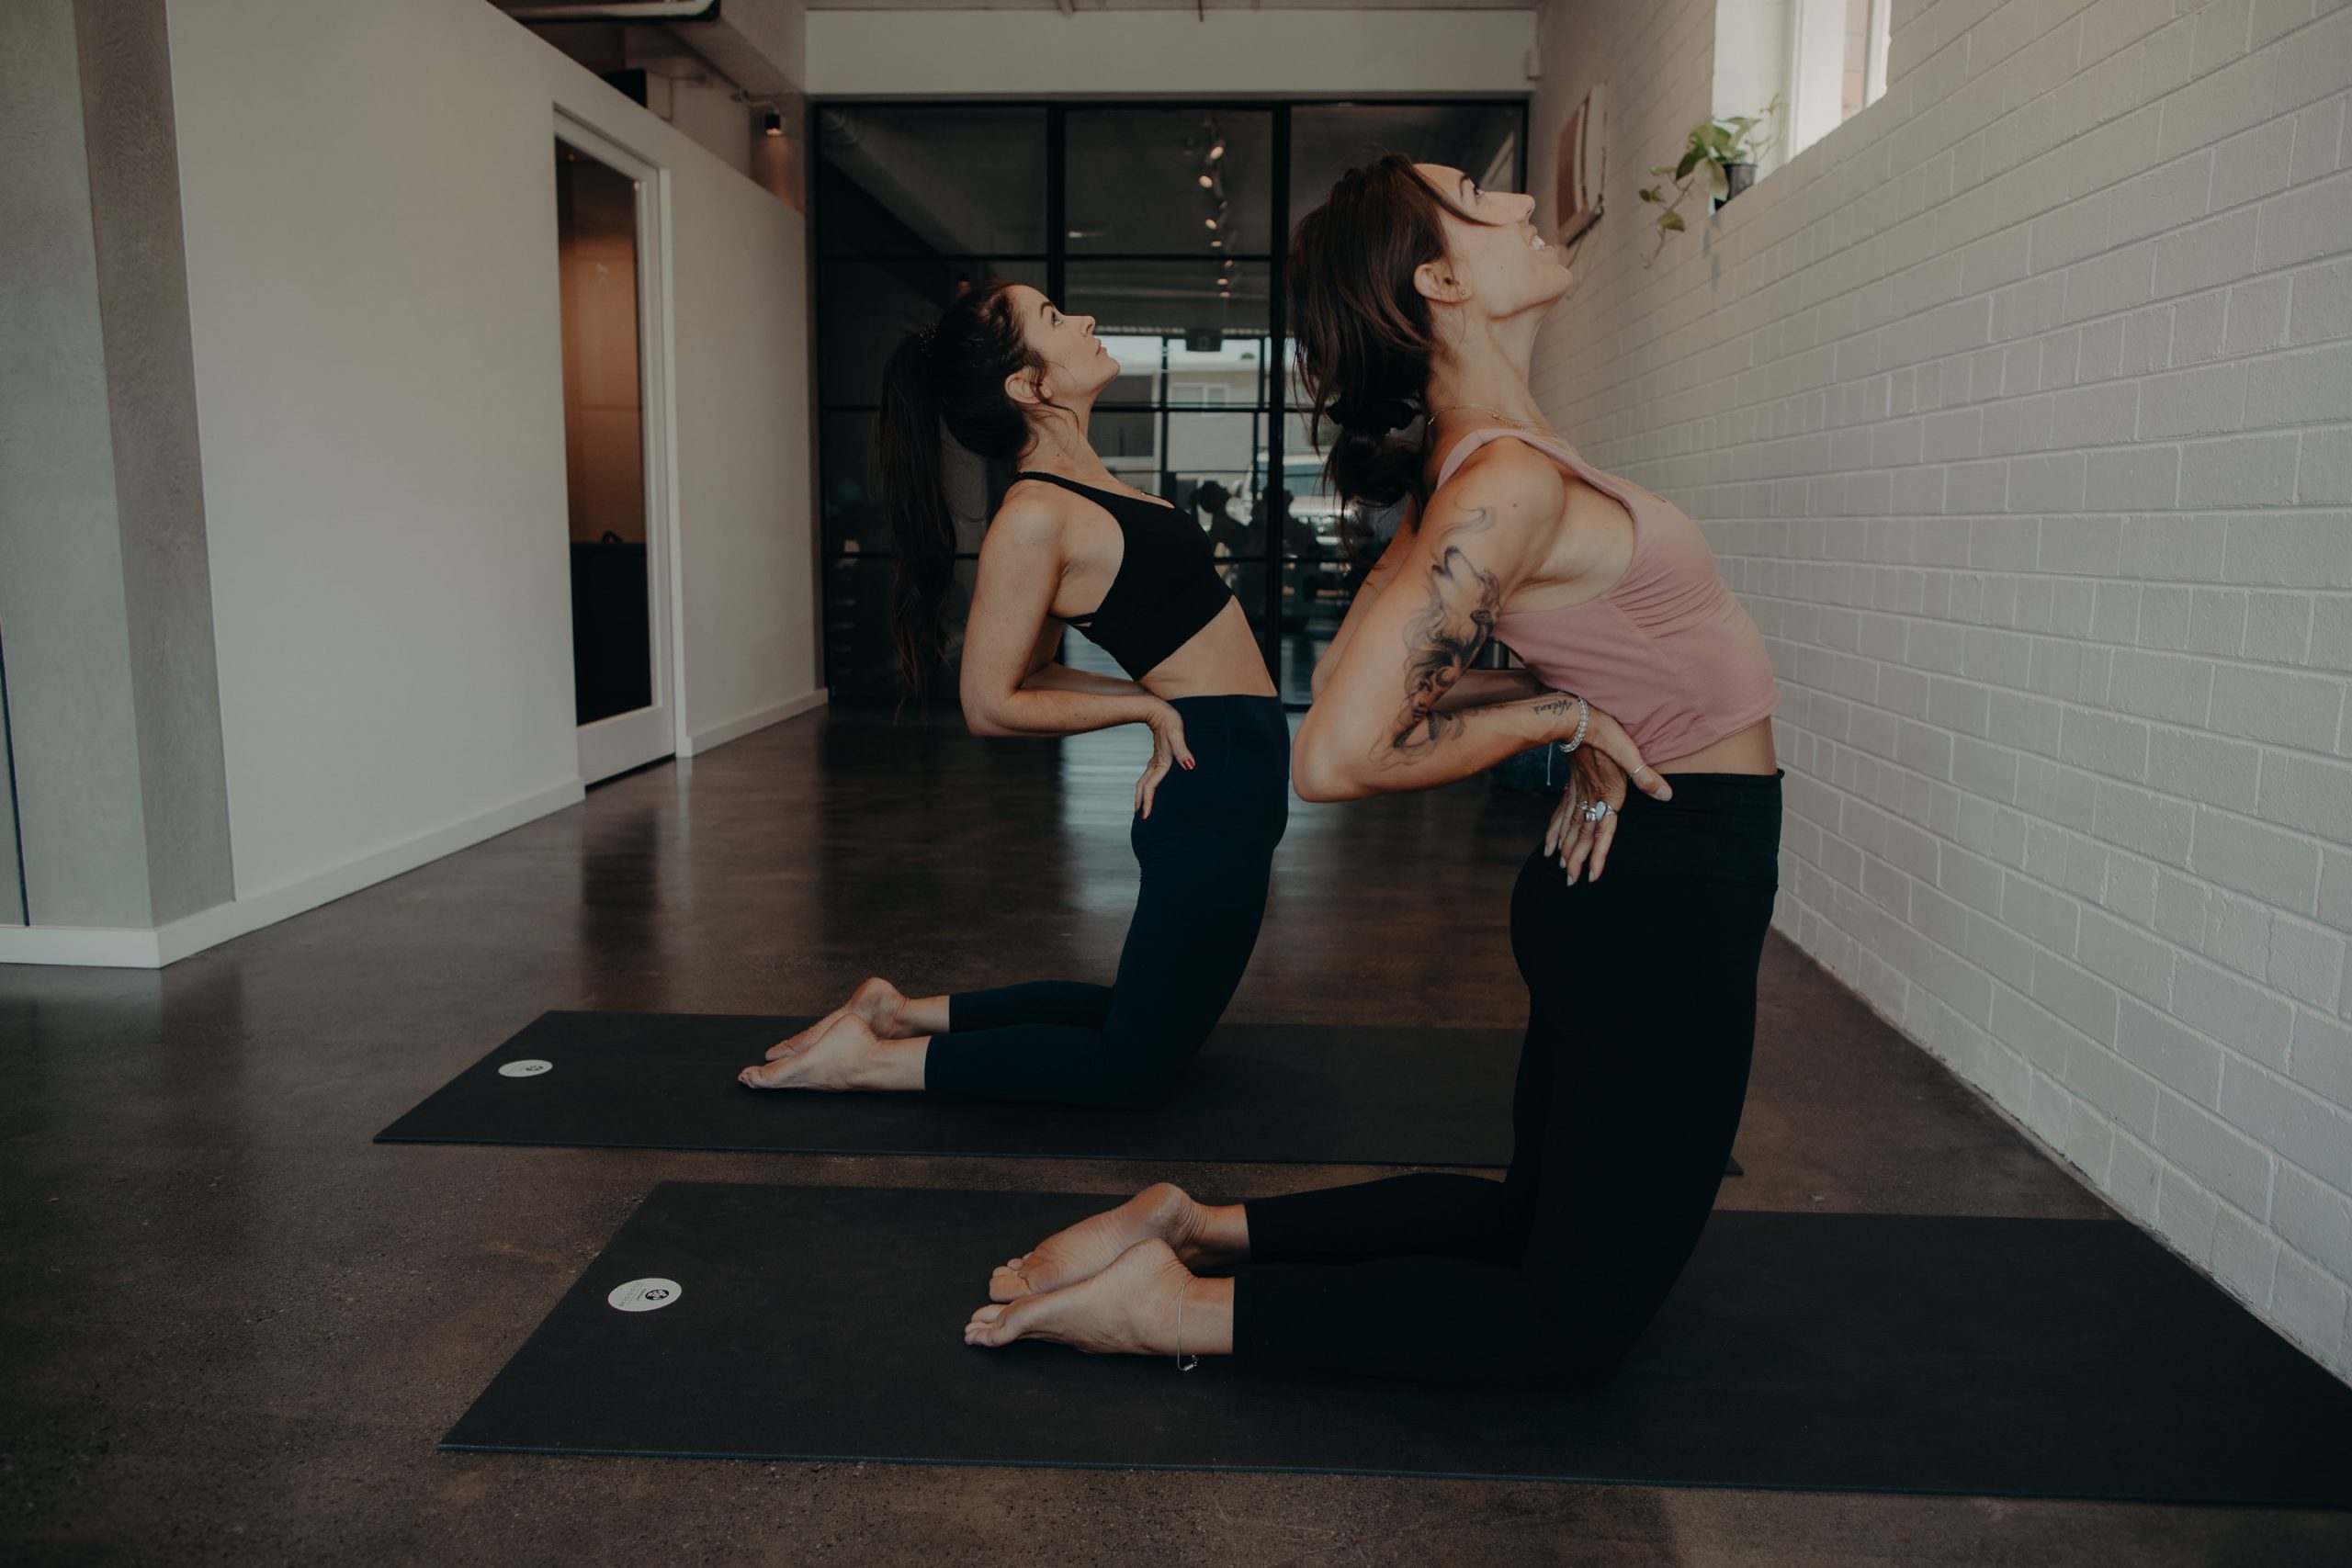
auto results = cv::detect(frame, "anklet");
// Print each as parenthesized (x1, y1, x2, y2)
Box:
(1173, 1278, 1199, 1372)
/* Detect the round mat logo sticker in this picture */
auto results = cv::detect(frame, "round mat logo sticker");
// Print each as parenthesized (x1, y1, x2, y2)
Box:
(608, 1277, 683, 1313)
(498, 1059, 554, 1078)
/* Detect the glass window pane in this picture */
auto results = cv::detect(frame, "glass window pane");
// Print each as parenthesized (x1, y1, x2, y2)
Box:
(1178, 470, 1274, 564)
(817, 105, 1048, 255)
(1286, 102, 1524, 234)
(1065, 107, 1273, 256)
(819, 257, 1047, 408)
(1063, 260, 1272, 392)
(1166, 409, 1260, 479)
(1089, 325, 1274, 410)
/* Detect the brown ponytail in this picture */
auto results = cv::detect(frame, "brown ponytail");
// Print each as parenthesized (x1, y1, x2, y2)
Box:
(871, 277, 1066, 702)
(1286, 153, 1498, 517)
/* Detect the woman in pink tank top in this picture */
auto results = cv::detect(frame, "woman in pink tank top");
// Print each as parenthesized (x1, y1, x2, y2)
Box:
(964, 156, 1784, 1392)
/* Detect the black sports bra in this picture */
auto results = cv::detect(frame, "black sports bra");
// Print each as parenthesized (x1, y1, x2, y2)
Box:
(1012, 470, 1235, 680)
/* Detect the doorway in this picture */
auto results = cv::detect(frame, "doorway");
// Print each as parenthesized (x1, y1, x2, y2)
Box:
(555, 118, 676, 783)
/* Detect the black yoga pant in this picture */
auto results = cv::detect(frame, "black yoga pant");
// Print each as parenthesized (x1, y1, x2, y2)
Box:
(923, 694, 1289, 1107)
(1231, 769, 1782, 1387)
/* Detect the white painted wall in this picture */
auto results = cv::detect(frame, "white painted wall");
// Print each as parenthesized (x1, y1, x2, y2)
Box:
(1527, 0, 2352, 1379)
(164, 0, 816, 919)
(805, 9, 1539, 96)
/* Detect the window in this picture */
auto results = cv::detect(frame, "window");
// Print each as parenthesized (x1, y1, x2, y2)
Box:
(1715, 0, 1890, 177)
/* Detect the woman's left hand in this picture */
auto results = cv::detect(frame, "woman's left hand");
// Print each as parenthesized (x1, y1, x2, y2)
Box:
(1540, 699, 1668, 884)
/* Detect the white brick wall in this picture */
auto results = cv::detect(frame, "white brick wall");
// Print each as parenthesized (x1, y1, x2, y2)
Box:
(1529, 0, 2352, 1380)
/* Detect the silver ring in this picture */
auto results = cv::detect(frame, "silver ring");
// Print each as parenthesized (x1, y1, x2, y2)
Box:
(1582, 798, 1609, 823)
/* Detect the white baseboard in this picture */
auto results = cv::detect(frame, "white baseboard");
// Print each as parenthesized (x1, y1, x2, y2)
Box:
(0, 776, 587, 970)
(677, 686, 827, 758)
(0, 924, 166, 967)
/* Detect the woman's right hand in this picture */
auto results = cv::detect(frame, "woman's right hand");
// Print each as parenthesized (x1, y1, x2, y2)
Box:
(1136, 701, 1196, 818)
(1541, 696, 1670, 883)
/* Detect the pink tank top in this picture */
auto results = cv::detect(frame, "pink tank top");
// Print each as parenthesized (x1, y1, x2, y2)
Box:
(1432, 427, 1780, 761)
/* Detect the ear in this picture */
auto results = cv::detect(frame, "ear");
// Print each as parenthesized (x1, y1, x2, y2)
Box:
(1003, 369, 1044, 408)
(1412, 258, 1467, 307)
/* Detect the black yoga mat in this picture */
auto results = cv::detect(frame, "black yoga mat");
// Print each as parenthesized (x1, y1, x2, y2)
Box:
(382, 1009, 1676, 1171)
(444, 1181, 2352, 1506)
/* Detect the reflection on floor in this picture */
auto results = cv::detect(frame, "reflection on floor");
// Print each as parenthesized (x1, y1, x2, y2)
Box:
(3, 705, 2346, 1565)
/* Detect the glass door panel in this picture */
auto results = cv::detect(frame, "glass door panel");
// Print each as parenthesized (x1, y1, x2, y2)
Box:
(556, 141, 653, 730)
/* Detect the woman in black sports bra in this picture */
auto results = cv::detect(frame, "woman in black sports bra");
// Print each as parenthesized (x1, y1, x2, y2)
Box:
(738, 278, 1288, 1105)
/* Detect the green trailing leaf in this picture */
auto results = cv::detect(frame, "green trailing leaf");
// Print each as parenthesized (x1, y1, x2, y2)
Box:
(1639, 95, 1787, 266)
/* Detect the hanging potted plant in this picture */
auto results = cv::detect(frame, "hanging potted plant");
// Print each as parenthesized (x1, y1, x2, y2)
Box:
(1636, 96, 1783, 268)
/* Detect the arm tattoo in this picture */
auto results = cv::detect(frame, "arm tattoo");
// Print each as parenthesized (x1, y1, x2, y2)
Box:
(1382, 508, 1502, 763)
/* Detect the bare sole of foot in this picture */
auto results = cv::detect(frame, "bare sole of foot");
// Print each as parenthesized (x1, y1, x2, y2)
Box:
(766, 976, 906, 1060)
(966, 1236, 1191, 1355)
(740, 1010, 880, 1090)
(989, 1182, 1196, 1303)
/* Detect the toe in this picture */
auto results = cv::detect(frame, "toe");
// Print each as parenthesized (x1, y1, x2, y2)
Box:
(739, 1060, 786, 1089)
(965, 1303, 1012, 1344)
(967, 1300, 1029, 1347)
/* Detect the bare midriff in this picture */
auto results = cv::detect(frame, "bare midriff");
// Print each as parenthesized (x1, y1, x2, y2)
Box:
(1132, 596, 1280, 700)
(1650, 715, 1777, 776)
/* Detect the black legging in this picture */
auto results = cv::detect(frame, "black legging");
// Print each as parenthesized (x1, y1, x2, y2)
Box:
(923, 694, 1290, 1107)
(1230, 770, 1782, 1386)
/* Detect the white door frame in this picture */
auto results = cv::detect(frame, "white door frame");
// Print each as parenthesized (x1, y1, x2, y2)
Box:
(555, 110, 684, 784)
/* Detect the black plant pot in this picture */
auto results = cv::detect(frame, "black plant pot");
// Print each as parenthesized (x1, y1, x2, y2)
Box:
(1715, 162, 1757, 209)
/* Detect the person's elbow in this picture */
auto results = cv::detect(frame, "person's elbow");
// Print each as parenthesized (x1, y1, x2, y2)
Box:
(1290, 717, 1372, 802)
(959, 681, 1015, 737)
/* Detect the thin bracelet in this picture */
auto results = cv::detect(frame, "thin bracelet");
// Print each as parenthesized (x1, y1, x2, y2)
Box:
(1555, 694, 1590, 754)
(1174, 1278, 1199, 1372)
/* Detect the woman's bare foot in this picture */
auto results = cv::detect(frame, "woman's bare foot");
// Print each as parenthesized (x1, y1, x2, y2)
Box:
(966, 1237, 1212, 1356)
(738, 1011, 922, 1091)
(765, 976, 910, 1060)
(989, 1181, 1238, 1303)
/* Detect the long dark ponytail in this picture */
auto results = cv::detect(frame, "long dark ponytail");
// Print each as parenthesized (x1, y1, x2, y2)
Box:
(872, 277, 1064, 702)
(1287, 153, 1497, 518)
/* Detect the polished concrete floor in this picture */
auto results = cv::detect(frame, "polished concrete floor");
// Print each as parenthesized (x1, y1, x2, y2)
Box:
(4, 705, 2346, 1566)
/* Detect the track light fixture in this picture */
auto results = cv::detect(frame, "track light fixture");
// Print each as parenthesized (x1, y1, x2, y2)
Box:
(763, 110, 783, 138)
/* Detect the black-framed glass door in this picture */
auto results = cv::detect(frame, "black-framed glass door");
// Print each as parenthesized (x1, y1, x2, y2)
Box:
(811, 97, 1527, 705)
